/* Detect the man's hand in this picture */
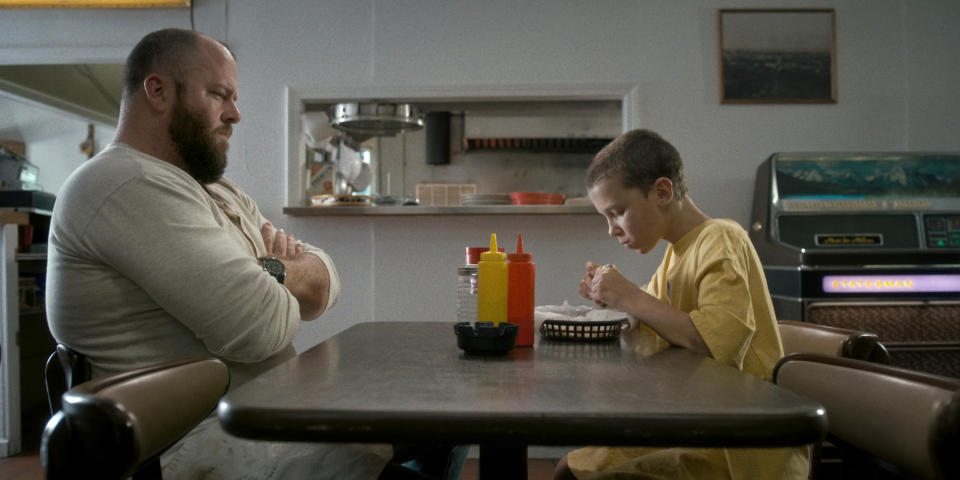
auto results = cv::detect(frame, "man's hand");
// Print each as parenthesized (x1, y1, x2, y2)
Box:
(261, 222, 303, 260)
(259, 222, 331, 320)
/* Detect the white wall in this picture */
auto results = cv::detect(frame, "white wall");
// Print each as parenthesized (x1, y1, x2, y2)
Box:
(1, 0, 958, 351)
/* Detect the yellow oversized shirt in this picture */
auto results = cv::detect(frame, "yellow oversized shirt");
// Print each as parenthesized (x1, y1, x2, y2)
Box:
(568, 219, 809, 480)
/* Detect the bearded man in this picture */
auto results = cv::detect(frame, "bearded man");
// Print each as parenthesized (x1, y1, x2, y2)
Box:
(45, 28, 403, 479)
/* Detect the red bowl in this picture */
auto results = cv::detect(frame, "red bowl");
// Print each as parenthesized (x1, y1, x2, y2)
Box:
(510, 192, 565, 205)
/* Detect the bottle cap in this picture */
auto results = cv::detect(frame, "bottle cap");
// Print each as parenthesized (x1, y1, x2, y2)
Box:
(508, 233, 532, 262)
(465, 246, 504, 264)
(480, 233, 507, 262)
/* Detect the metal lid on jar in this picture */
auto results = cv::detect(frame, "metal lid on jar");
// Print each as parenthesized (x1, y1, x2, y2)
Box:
(458, 264, 479, 275)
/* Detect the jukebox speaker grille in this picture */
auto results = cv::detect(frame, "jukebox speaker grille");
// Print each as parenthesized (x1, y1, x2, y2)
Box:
(807, 302, 960, 341)
(807, 302, 960, 377)
(885, 348, 960, 378)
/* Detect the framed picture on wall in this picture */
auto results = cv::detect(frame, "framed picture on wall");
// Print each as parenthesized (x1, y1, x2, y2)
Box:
(0, 0, 189, 7)
(719, 9, 837, 104)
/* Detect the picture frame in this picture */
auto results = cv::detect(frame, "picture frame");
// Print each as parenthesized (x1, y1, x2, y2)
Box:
(719, 9, 837, 104)
(0, 0, 189, 7)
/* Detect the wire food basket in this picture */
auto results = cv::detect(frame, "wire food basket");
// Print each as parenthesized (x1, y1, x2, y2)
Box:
(539, 318, 627, 342)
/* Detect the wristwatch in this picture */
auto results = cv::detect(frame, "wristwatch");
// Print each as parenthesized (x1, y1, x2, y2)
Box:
(259, 256, 286, 284)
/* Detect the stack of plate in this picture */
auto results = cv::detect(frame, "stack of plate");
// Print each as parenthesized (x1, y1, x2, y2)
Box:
(461, 194, 512, 206)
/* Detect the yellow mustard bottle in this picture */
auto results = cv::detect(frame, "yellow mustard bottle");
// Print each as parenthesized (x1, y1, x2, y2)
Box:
(477, 233, 508, 325)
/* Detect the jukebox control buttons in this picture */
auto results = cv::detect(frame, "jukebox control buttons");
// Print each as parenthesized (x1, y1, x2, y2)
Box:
(923, 215, 960, 248)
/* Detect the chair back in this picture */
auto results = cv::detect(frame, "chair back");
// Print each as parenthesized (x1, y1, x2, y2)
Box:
(779, 320, 890, 363)
(41, 356, 229, 480)
(45, 344, 91, 415)
(773, 353, 960, 480)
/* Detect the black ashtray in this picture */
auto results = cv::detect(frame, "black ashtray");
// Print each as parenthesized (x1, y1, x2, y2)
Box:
(454, 322, 518, 355)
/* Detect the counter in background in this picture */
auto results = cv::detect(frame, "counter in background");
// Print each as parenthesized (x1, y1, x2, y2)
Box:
(283, 205, 597, 216)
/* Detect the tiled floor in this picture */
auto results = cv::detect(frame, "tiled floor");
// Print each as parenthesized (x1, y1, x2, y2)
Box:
(461, 458, 557, 480)
(0, 450, 41, 480)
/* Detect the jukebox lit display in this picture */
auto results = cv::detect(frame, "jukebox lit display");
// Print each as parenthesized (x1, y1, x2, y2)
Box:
(750, 153, 960, 377)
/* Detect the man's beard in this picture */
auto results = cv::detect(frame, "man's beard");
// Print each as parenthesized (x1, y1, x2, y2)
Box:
(168, 99, 229, 184)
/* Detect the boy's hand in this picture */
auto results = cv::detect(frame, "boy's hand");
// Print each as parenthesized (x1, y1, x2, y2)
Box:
(585, 262, 643, 311)
(579, 261, 605, 306)
(580, 261, 625, 308)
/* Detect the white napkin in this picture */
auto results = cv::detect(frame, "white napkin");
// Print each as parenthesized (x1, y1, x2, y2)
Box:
(534, 300, 633, 331)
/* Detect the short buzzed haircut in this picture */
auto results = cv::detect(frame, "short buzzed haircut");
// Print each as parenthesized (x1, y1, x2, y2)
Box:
(122, 28, 203, 99)
(586, 129, 688, 199)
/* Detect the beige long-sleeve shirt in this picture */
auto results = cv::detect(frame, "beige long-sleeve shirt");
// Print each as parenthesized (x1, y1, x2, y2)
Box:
(46, 143, 340, 386)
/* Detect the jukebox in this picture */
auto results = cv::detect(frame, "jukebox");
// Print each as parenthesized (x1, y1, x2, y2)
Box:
(750, 152, 960, 378)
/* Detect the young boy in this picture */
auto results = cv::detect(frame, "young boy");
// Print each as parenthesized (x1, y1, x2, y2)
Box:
(555, 129, 809, 480)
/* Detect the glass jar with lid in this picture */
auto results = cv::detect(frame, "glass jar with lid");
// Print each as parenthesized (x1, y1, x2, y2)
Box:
(457, 264, 479, 323)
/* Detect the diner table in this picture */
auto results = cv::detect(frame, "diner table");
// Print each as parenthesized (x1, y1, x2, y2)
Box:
(218, 321, 826, 479)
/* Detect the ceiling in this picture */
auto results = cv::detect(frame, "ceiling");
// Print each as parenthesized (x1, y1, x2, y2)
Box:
(0, 64, 123, 127)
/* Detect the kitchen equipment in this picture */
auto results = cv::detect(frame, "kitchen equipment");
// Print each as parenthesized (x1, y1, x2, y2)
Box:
(564, 196, 593, 206)
(415, 183, 477, 206)
(461, 194, 511, 206)
(330, 102, 424, 137)
(335, 144, 362, 184)
(335, 175, 352, 196)
(310, 194, 372, 207)
(301, 111, 337, 146)
(373, 194, 397, 205)
(751, 152, 960, 377)
(459, 99, 620, 154)
(1, 145, 40, 191)
(510, 192, 565, 205)
(425, 111, 451, 165)
(350, 162, 373, 192)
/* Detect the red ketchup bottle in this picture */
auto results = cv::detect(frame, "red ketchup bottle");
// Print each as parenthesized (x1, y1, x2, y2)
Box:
(508, 233, 535, 347)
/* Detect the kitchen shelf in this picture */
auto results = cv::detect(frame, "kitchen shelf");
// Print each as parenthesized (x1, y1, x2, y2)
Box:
(463, 137, 613, 154)
(284, 205, 598, 216)
(0, 206, 53, 216)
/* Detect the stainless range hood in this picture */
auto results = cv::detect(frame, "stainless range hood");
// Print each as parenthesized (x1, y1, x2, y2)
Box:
(330, 102, 424, 137)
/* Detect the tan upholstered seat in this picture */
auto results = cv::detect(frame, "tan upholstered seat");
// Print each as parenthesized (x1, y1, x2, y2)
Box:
(774, 353, 960, 480)
(779, 320, 890, 363)
(41, 356, 229, 480)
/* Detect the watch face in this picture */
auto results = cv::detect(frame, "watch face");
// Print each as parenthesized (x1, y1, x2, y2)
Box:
(262, 257, 285, 284)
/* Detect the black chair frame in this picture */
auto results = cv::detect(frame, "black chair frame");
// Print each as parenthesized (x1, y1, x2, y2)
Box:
(45, 344, 91, 416)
